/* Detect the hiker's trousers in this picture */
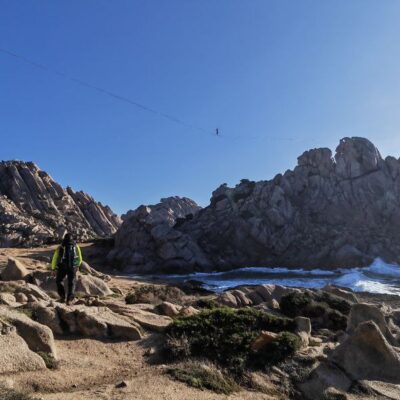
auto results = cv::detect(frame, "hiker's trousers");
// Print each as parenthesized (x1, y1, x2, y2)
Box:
(56, 263, 77, 301)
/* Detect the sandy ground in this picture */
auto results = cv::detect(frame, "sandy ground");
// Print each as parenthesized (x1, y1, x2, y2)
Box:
(8, 333, 277, 400)
(0, 245, 279, 400)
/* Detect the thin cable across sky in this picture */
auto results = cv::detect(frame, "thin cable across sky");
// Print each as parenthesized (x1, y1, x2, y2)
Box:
(0, 47, 216, 137)
(0, 47, 299, 142)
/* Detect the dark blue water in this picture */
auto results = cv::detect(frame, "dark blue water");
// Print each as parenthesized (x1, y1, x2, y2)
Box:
(132, 258, 400, 295)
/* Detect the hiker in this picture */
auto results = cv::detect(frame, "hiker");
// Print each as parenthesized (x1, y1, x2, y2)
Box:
(51, 233, 83, 305)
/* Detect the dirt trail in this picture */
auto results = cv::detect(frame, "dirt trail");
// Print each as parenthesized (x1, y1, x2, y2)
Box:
(0, 245, 276, 400)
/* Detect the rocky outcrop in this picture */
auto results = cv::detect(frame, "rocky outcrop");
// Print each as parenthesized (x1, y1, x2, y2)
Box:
(0, 329, 46, 373)
(217, 284, 300, 308)
(0, 257, 29, 281)
(39, 303, 143, 340)
(109, 137, 400, 272)
(0, 306, 57, 357)
(108, 196, 204, 273)
(331, 320, 400, 382)
(0, 161, 121, 247)
(347, 303, 399, 345)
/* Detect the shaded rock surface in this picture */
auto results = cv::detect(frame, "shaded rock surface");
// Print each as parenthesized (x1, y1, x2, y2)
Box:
(0, 161, 121, 247)
(347, 303, 398, 345)
(331, 321, 400, 382)
(110, 137, 400, 272)
(33, 302, 144, 340)
(0, 280, 50, 302)
(92, 299, 173, 332)
(299, 361, 352, 400)
(0, 330, 46, 373)
(0, 257, 28, 281)
(108, 196, 205, 273)
(0, 305, 57, 357)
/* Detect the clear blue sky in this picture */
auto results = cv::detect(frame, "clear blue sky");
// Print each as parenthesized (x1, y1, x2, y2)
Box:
(1, 0, 400, 215)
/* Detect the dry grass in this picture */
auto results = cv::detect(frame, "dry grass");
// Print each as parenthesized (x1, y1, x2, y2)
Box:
(168, 361, 240, 395)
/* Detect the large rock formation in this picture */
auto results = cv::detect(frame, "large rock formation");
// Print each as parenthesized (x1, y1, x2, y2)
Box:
(0, 161, 121, 246)
(110, 137, 400, 273)
(108, 196, 204, 273)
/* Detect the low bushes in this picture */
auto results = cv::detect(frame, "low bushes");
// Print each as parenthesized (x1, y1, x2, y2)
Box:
(194, 298, 219, 310)
(165, 307, 299, 375)
(252, 331, 301, 367)
(125, 284, 184, 305)
(280, 291, 349, 331)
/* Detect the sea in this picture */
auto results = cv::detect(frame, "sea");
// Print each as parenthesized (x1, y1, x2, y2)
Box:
(139, 258, 400, 295)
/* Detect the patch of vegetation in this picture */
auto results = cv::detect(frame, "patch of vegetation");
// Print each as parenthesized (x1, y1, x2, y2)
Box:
(194, 298, 219, 310)
(253, 332, 301, 367)
(168, 361, 239, 395)
(165, 307, 298, 375)
(37, 352, 59, 370)
(125, 284, 184, 305)
(316, 291, 351, 315)
(0, 386, 39, 400)
(175, 280, 212, 296)
(280, 291, 348, 331)
(165, 334, 191, 359)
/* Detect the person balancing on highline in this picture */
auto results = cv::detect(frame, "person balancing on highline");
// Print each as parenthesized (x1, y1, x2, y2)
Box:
(51, 233, 83, 305)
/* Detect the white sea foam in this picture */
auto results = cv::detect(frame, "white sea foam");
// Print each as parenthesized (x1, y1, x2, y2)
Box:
(146, 258, 400, 296)
(365, 258, 400, 278)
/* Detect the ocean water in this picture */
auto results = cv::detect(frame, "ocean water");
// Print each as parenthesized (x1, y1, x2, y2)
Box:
(145, 258, 400, 295)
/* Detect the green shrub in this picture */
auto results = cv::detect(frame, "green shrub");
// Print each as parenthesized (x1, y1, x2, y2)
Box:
(165, 307, 297, 374)
(165, 334, 191, 360)
(280, 292, 348, 331)
(195, 298, 219, 310)
(253, 332, 301, 366)
(125, 285, 184, 305)
(315, 291, 351, 315)
(280, 292, 313, 318)
(168, 361, 239, 395)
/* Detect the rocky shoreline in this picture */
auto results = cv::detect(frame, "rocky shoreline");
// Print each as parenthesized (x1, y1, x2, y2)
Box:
(1, 244, 400, 399)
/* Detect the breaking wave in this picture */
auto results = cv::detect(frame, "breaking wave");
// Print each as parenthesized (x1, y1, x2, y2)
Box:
(151, 258, 400, 295)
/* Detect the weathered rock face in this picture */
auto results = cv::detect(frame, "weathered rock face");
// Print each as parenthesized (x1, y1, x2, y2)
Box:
(330, 320, 400, 383)
(108, 196, 204, 273)
(110, 137, 400, 272)
(0, 161, 121, 246)
(0, 330, 46, 373)
(0, 305, 57, 357)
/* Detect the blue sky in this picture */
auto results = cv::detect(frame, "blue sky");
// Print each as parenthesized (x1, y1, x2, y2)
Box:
(1, 0, 400, 214)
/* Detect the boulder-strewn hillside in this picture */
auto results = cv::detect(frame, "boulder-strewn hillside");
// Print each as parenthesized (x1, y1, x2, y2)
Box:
(0, 161, 121, 246)
(109, 137, 400, 273)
